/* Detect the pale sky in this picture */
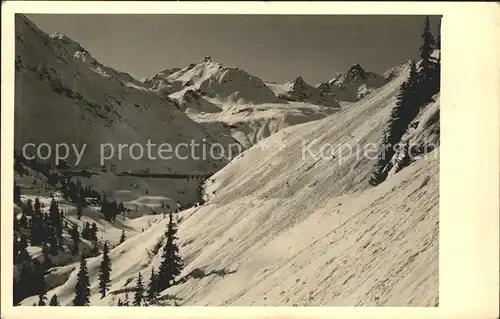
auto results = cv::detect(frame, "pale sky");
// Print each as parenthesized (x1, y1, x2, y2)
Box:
(26, 14, 440, 84)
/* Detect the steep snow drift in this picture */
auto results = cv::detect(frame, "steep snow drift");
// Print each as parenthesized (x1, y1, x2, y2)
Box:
(187, 101, 340, 149)
(21, 62, 439, 306)
(383, 60, 413, 82)
(15, 15, 236, 175)
(317, 64, 388, 102)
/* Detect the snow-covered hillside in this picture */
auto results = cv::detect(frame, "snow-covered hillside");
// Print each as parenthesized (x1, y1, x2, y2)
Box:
(19, 60, 439, 307)
(316, 64, 388, 102)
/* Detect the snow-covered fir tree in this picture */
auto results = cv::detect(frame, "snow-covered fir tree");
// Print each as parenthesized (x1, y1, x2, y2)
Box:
(158, 212, 183, 290)
(73, 255, 91, 306)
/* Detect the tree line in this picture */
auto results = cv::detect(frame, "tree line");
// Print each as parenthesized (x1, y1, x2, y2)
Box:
(73, 212, 183, 306)
(13, 194, 101, 304)
(19, 212, 183, 306)
(369, 16, 441, 186)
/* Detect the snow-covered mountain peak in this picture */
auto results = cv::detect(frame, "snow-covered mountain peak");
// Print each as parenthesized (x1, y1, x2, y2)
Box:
(317, 64, 388, 102)
(273, 76, 340, 108)
(284, 76, 308, 91)
(345, 63, 368, 80)
(165, 59, 281, 105)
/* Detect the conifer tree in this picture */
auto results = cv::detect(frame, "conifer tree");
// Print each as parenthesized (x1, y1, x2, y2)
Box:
(387, 62, 419, 151)
(49, 294, 60, 306)
(123, 294, 130, 306)
(18, 235, 29, 262)
(82, 222, 91, 240)
(118, 201, 125, 213)
(18, 213, 28, 229)
(13, 233, 21, 264)
(369, 60, 421, 187)
(90, 222, 98, 241)
(73, 255, 91, 306)
(146, 268, 159, 303)
(70, 223, 80, 255)
(436, 18, 441, 51)
(119, 230, 126, 244)
(77, 203, 83, 220)
(49, 229, 59, 256)
(419, 16, 436, 81)
(24, 199, 34, 217)
(98, 242, 112, 298)
(418, 16, 439, 102)
(14, 183, 21, 205)
(38, 293, 47, 306)
(133, 272, 144, 306)
(14, 215, 20, 231)
(42, 243, 53, 269)
(49, 198, 63, 241)
(117, 299, 123, 306)
(34, 261, 47, 306)
(14, 261, 33, 304)
(30, 198, 44, 246)
(158, 212, 183, 290)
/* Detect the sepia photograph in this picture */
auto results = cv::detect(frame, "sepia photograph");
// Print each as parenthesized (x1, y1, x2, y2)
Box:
(0, 2, 496, 315)
(9, 12, 443, 307)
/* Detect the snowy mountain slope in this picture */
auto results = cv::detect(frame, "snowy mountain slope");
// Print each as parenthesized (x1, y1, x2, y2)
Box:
(20, 60, 439, 306)
(15, 15, 236, 175)
(175, 89, 222, 114)
(269, 76, 340, 108)
(316, 64, 388, 102)
(382, 60, 413, 82)
(159, 63, 343, 148)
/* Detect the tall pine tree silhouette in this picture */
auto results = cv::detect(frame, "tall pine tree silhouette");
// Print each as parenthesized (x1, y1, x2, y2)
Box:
(14, 183, 21, 205)
(369, 129, 390, 186)
(133, 272, 144, 306)
(98, 241, 112, 298)
(90, 222, 98, 241)
(369, 61, 421, 186)
(418, 16, 439, 103)
(35, 261, 47, 306)
(73, 255, 91, 306)
(30, 198, 43, 246)
(24, 199, 33, 217)
(49, 294, 60, 306)
(119, 230, 126, 244)
(419, 16, 436, 82)
(436, 18, 441, 51)
(158, 212, 183, 291)
(70, 223, 80, 255)
(48, 198, 63, 247)
(146, 267, 159, 303)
